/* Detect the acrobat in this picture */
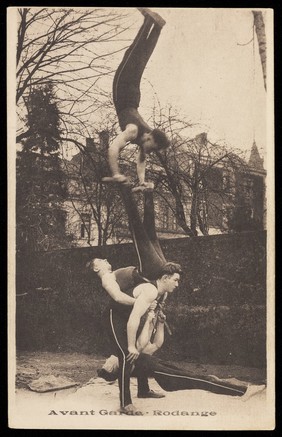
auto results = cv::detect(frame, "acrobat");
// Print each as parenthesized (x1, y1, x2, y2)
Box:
(103, 8, 170, 190)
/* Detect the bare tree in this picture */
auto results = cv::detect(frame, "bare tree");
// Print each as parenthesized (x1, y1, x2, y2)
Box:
(15, 8, 138, 246)
(144, 105, 248, 236)
(61, 131, 129, 246)
(16, 7, 132, 143)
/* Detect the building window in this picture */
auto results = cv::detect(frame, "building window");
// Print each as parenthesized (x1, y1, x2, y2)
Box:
(171, 215, 177, 231)
(161, 206, 172, 230)
(163, 211, 168, 229)
(242, 178, 254, 201)
(223, 174, 231, 191)
(80, 213, 91, 239)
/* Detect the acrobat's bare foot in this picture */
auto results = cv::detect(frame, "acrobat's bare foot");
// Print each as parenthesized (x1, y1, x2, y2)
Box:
(137, 8, 166, 28)
(119, 404, 143, 415)
(241, 384, 266, 402)
(132, 182, 154, 193)
(101, 175, 131, 186)
(209, 375, 248, 387)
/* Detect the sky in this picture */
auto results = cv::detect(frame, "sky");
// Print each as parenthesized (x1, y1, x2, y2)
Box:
(13, 7, 272, 161)
(119, 8, 271, 160)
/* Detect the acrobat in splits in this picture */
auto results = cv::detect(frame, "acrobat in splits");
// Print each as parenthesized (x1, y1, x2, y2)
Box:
(88, 188, 182, 414)
(103, 8, 170, 189)
(98, 310, 265, 402)
(89, 258, 181, 414)
(98, 315, 250, 399)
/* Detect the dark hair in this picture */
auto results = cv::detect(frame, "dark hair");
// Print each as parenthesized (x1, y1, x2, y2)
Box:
(86, 258, 99, 270)
(156, 262, 182, 279)
(151, 129, 170, 150)
(86, 259, 93, 269)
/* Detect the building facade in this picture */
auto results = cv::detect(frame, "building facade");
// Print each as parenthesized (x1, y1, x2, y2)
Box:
(62, 135, 266, 247)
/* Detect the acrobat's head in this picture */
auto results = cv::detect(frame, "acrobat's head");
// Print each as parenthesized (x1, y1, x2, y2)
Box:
(141, 129, 170, 154)
(151, 129, 171, 150)
(86, 258, 112, 276)
(156, 262, 182, 294)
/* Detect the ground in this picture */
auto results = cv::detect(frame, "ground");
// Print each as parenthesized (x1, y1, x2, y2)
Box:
(16, 351, 266, 389)
(16, 352, 265, 388)
(11, 351, 271, 430)
(16, 351, 106, 388)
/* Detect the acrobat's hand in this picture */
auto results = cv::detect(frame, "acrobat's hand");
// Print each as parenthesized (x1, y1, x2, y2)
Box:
(132, 181, 154, 193)
(157, 302, 166, 312)
(147, 310, 156, 322)
(143, 181, 154, 189)
(113, 173, 129, 184)
(126, 347, 140, 364)
(157, 310, 166, 322)
(148, 300, 158, 311)
(101, 175, 131, 186)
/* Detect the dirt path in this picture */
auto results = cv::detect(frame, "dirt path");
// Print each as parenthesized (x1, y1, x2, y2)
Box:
(16, 351, 266, 390)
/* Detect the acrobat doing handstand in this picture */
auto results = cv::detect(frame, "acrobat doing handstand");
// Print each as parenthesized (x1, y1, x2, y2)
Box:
(103, 7, 170, 191)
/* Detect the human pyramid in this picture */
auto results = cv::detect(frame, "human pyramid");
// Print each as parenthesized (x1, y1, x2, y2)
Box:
(88, 8, 264, 415)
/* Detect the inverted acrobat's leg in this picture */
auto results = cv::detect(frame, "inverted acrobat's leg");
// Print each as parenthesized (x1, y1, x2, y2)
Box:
(119, 185, 165, 280)
(143, 190, 166, 263)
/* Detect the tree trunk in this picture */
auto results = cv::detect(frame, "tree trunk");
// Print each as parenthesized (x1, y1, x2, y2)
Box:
(190, 191, 198, 235)
(156, 151, 195, 237)
(253, 11, 267, 91)
(197, 210, 208, 235)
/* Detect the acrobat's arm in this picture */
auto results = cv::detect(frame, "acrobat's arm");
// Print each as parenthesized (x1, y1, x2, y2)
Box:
(108, 124, 138, 180)
(101, 273, 135, 306)
(136, 310, 156, 352)
(127, 284, 158, 363)
(137, 310, 166, 355)
(136, 148, 146, 185)
(146, 311, 166, 353)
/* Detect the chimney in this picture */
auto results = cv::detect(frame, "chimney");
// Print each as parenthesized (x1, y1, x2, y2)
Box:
(99, 131, 110, 150)
(195, 132, 207, 146)
(86, 137, 95, 149)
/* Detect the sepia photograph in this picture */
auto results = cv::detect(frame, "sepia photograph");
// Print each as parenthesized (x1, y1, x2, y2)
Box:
(8, 6, 274, 430)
